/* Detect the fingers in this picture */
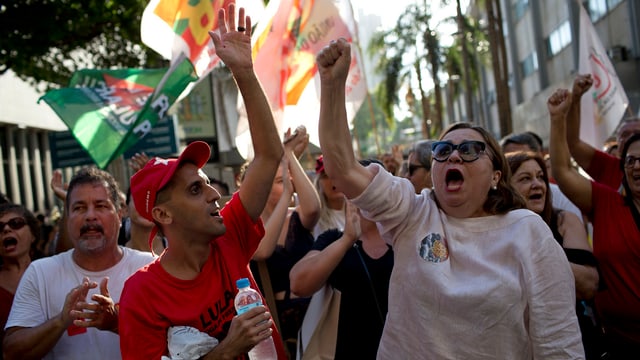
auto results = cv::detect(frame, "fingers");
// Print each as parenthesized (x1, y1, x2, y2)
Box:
(236, 6, 244, 31)
(99, 277, 110, 297)
(245, 15, 252, 37)
(316, 38, 351, 68)
(228, 3, 236, 33)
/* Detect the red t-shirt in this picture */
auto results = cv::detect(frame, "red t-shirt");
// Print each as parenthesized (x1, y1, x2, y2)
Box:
(119, 193, 286, 359)
(0, 286, 14, 349)
(587, 149, 623, 190)
(590, 181, 640, 344)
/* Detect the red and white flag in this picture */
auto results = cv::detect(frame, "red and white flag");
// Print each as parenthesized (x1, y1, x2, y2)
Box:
(236, 0, 367, 158)
(578, 0, 629, 148)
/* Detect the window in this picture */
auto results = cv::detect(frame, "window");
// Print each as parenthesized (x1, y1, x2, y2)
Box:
(513, 0, 529, 21)
(587, 0, 623, 22)
(546, 21, 572, 58)
(521, 52, 538, 78)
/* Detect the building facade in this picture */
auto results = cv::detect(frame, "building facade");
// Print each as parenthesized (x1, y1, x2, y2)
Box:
(469, 0, 639, 146)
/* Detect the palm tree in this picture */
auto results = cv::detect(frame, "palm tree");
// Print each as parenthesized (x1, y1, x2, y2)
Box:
(485, 0, 512, 136)
(369, 1, 444, 138)
(455, 0, 475, 123)
(442, 3, 490, 126)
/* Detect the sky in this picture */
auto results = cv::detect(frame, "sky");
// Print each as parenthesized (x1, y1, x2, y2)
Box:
(237, 0, 466, 43)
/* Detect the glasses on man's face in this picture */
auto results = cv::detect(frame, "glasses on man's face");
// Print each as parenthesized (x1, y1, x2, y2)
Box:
(624, 155, 640, 168)
(431, 140, 486, 163)
(408, 164, 427, 176)
(0, 217, 27, 231)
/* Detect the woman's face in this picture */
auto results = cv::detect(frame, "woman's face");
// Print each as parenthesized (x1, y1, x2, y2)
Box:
(0, 211, 35, 260)
(318, 172, 344, 209)
(511, 159, 547, 214)
(267, 165, 286, 211)
(432, 128, 501, 218)
(624, 139, 640, 198)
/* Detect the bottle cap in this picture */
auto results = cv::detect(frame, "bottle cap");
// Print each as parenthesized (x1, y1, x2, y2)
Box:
(236, 278, 250, 289)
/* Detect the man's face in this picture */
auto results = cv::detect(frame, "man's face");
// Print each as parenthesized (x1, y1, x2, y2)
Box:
(158, 163, 226, 239)
(66, 182, 121, 254)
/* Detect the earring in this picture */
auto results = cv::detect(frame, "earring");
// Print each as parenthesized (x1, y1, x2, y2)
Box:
(492, 185, 497, 190)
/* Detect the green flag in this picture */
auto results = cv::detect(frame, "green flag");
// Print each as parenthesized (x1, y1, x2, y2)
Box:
(40, 57, 197, 169)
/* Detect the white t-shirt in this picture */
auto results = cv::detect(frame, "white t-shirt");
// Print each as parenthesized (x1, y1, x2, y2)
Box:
(351, 164, 584, 359)
(6, 247, 154, 360)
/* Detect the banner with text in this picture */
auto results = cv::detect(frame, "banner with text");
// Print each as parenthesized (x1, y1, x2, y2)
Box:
(40, 58, 196, 168)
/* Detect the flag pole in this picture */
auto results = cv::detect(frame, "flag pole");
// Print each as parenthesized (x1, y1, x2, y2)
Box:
(346, 0, 381, 158)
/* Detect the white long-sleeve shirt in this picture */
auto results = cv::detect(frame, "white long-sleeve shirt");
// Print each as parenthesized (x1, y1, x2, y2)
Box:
(351, 164, 584, 360)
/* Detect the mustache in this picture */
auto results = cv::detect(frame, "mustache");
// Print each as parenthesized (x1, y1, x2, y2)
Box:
(80, 223, 104, 235)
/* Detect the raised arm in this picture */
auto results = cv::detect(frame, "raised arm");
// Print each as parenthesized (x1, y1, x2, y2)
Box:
(566, 74, 596, 170)
(285, 126, 320, 230)
(317, 38, 372, 199)
(209, 5, 283, 221)
(290, 201, 360, 297)
(548, 88, 593, 213)
(252, 159, 293, 260)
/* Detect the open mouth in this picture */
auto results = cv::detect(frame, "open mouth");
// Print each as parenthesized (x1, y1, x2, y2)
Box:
(445, 169, 464, 191)
(529, 193, 543, 201)
(2, 237, 18, 248)
(80, 224, 103, 236)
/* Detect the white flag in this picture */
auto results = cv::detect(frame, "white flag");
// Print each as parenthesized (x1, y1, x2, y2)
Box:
(578, 0, 629, 148)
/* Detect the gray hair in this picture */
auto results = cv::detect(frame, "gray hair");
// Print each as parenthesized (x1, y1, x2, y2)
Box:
(411, 140, 434, 170)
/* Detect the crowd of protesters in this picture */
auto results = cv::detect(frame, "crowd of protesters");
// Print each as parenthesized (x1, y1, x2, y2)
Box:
(3, 6, 639, 360)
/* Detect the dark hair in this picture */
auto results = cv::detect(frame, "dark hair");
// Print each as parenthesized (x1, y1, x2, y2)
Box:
(523, 131, 544, 149)
(439, 123, 527, 215)
(506, 151, 553, 225)
(358, 158, 384, 167)
(500, 132, 542, 153)
(620, 132, 640, 204)
(0, 203, 41, 253)
(65, 167, 121, 212)
(411, 140, 433, 170)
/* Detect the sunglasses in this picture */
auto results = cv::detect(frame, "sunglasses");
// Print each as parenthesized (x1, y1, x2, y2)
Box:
(624, 155, 640, 168)
(0, 217, 27, 231)
(408, 164, 427, 176)
(431, 140, 486, 163)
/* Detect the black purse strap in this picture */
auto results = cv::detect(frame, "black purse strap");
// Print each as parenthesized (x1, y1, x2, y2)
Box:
(353, 242, 385, 325)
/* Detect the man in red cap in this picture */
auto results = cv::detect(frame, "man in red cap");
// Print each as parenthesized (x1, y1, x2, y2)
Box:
(118, 4, 286, 360)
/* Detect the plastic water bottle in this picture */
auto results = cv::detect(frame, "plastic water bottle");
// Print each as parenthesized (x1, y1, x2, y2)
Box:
(234, 278, 278, 360)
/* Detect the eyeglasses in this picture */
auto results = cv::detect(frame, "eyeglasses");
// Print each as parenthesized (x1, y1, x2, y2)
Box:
(431, 141, 486, 162)
(0, 217, 27, 231)
(408, 164, 427, 176)
(624, 155, 640, 168)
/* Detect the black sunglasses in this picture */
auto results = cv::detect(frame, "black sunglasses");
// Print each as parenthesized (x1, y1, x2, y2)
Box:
(408, 164, 427, 176)
(431, 140, 486, 162)
(0, 217, 27, 231)
(624, 155, 640, 168)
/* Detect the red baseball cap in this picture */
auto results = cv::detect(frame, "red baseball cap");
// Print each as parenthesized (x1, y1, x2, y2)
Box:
(130, 141, 211, 223)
